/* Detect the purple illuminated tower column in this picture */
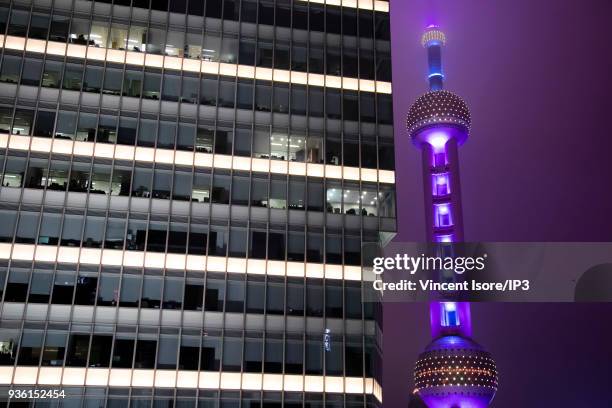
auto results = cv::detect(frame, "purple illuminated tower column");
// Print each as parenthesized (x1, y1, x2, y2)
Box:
(406, 27, 498, 407)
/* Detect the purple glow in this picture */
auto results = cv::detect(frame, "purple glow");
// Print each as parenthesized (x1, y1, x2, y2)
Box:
(433, 173, 450, 196)
(434, 203, 453, 228)
(436, 234, 453, 242)
(426, 131, 450, 151)
(429, 302, 473, 338)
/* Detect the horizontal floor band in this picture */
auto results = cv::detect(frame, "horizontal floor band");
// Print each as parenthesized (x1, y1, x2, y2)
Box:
(0, 134, 395, 184)
(0, 366, 382, 401)
(0, 35, 392, 94)
(0, 244, 374, 282)
(0, 304, 374, 336)
(298, 0, 389, 13)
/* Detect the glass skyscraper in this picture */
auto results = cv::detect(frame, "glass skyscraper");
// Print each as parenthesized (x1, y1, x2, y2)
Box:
(0, 0, 395, 406)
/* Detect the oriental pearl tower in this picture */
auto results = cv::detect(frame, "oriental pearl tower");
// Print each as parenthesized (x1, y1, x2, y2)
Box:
(406, 26, 498, 407)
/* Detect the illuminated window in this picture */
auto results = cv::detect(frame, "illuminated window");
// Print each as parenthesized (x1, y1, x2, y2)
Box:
(434, 203, 453, 228)
(441, 302, 459, 327)
(433, 173, 450, 196)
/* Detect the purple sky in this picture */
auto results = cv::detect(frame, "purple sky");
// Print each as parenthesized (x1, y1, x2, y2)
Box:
(386, 0, 612, 406)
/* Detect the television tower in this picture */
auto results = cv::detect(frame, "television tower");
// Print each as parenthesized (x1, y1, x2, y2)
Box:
(406, 26, 498, 407)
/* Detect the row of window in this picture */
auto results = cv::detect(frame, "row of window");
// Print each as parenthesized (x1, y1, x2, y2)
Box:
(2, 8, 392, 81)
(0, 54, 394, 125)
(0, 154, 396, 216)
(0, 208, 380, 262)
(0, 387, 379, 408)
(0, 268, 374, 318)
(0, 325, 378, 377)
(2, 0, 391, 46)
(0, 102, 394, 168)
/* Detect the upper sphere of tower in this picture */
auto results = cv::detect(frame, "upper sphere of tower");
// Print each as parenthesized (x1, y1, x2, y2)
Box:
(406, 90, 471, 138)
(422, 26, 447, 47)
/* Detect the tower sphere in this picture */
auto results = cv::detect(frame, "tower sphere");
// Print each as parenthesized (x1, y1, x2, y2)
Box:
(414, 336, 498, 408)
(406, 90, 471, 142)
(422, 26, 447, 47)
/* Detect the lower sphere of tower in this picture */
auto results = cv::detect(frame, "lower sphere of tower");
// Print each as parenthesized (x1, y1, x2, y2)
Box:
(414, 336, 498, 408)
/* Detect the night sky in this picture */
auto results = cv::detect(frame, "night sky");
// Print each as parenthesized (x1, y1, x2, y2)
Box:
(386, 0, 612, 406)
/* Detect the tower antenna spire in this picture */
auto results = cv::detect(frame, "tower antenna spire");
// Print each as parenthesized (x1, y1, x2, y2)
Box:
(422, 25, 447, 91)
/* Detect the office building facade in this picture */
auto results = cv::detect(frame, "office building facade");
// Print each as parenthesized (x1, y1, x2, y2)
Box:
(0, 0, 395, 406)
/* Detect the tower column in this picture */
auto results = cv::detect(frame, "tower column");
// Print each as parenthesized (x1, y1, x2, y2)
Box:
(406, 26, 498, 408)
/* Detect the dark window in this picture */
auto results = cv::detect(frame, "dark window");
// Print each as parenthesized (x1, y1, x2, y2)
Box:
(135, 339, 157, 368)
(201, 336, 221, 370)
(18, 331, 43, 366)
(8, 10, 28, 36)
(305, 337, 322, 375)
(359, 11, 374, 38)
(119, 274, 140, 307)
(326, 9, 341, 35)
(239, 40, 256, 65)
(307, 181, 323, 212)
(246, 279, 264, 314)
(141, 277, 162, 308)
(326, 282, 343, 318)
(345, 340, 363, 376)
(225, 279, 244, 313)
(143, 72, 161, 99)
(179, 335, 200, 370)
(162, 73, 180, 101)
(375, 12, 391, 41)
(21, 58, 42, 86)
(163, 278, 183, 309)
(287, 231, 305, 262)
(157, 336, 178, 369)
(83, 65, 103, 92)
(309, 7, 324, 32)
(28, 271, 52, 303)
(222, 336, 242, 371)
(66, 334, 90, 366)
(266, 280, 284, 315)
(377, 94, 393, 124)
(34, 111, 55, 138)
(63, 64, 83, 91)
(103, 68, 123, 95)
(112, 338, 134, 368)
(264, 337, 283, 373)
(326, 90, 342, 119)
(218, 79, 235, 108)
(377, 54, 392, 82)
(184, 281, 204, 310)
(244, 337, 262, 372)
(50, 15, 70, 42)
(75, 276, 98, 305)
(205, 277, 225, 311)
(97, 274, 119, 306)
(285, 338, 303, 374)
(258, 1, 274, 25)
(41, 332, 66, 366)
(16, 212, 40, 244)
(205, 0, 222, 18)
(343, 10, 357, 37)
(90, 335, 113, 367)
(345, 283, 362, 319)
(52, 272, 75, 304)
(287, 279, 304, 316)
(306, 280, 323, 317)
(118, 117, 137, 145)
(293, 5, 308, 30)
